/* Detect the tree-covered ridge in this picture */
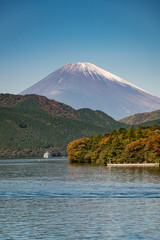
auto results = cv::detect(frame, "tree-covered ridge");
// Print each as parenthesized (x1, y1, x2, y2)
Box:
(0, 101, 108, 159)
(67, 125, 160, 164)
(0, 93, 126, 129)
(0, 93, 80, 120)
(77, 108, 127, 129)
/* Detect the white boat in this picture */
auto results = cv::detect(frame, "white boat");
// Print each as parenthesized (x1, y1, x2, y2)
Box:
(43, 151, 51, 159)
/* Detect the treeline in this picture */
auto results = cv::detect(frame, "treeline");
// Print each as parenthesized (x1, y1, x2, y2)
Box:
(67, 125, 160, 164)
(0, 147, 65, 159)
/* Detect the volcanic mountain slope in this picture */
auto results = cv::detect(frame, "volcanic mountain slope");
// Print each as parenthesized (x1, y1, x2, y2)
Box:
(20, 62, 160, 119)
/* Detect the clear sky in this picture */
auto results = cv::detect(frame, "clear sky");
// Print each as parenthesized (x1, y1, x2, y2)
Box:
(1, 0, 160, 97)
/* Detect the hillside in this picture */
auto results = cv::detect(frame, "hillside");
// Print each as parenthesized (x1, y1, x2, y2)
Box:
(0, 93, 80, 120)
(77, 108, 126, 129)
(67, 125, 160, 164)
(119, 109, 160, 125)
(0, 93, 125, 128)
(0, 94, 125, 158)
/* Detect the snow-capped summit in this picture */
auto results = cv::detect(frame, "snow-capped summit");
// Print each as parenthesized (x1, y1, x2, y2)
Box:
(59, 62, 147, 91)
(60, 62, 129, 81)
(20, 62, 160, 119)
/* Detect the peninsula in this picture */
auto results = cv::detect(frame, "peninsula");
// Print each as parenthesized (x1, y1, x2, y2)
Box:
(67, 125, 160, 165)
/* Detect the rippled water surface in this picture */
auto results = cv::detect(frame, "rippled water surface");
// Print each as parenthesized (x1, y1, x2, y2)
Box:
(0, 158, 160, 239)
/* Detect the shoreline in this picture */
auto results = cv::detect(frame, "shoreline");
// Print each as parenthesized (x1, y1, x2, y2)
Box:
(107, 163, 160, 167)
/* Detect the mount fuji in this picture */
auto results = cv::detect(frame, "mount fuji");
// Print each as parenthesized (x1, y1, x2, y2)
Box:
(20, 62, 160, 119)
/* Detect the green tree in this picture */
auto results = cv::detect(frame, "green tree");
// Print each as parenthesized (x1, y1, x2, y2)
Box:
(127, 126, 135, 140)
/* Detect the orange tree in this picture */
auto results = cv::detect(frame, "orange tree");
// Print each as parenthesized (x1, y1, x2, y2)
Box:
(67, 138, 90, 163)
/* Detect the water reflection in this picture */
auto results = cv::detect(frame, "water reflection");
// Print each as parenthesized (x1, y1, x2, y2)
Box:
(68, 163, 160, 185)
(0, 159, 160, 199)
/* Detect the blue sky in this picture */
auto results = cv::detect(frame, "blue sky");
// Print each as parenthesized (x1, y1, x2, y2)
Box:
(1, 0, 160, 97)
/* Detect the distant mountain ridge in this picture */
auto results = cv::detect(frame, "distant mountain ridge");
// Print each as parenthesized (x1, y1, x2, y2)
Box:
(119, 109, 160, 126)
(20, 62, 160, 119)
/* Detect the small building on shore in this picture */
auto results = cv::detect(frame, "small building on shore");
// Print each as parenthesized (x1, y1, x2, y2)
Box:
(43, 151, 51, 159)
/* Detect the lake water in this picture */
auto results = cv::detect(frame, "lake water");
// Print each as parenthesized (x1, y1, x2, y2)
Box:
(0, 158, 160, 239)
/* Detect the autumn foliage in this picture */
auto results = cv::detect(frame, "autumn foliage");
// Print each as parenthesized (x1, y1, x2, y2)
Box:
(67, 125, 160, 164)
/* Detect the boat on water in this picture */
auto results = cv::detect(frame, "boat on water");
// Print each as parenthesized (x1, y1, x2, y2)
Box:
(43, 151, 51, 159)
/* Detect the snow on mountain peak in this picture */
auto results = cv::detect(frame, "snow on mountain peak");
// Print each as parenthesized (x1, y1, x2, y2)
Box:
(59, 62, 146, 92)
(59, 62, 119, 80)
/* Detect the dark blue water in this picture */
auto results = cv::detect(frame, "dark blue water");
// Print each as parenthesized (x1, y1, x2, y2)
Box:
(0, 158, 160, 239)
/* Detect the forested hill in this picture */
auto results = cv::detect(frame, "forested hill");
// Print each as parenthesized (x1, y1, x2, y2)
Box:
(0, 94, 126, 159)
(0, 93, 126, 129)
(77, 108, 124, 129)
(0, 93, 80, 120)
(67, 125, 160, 164)
(119, 109, 160, 126)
